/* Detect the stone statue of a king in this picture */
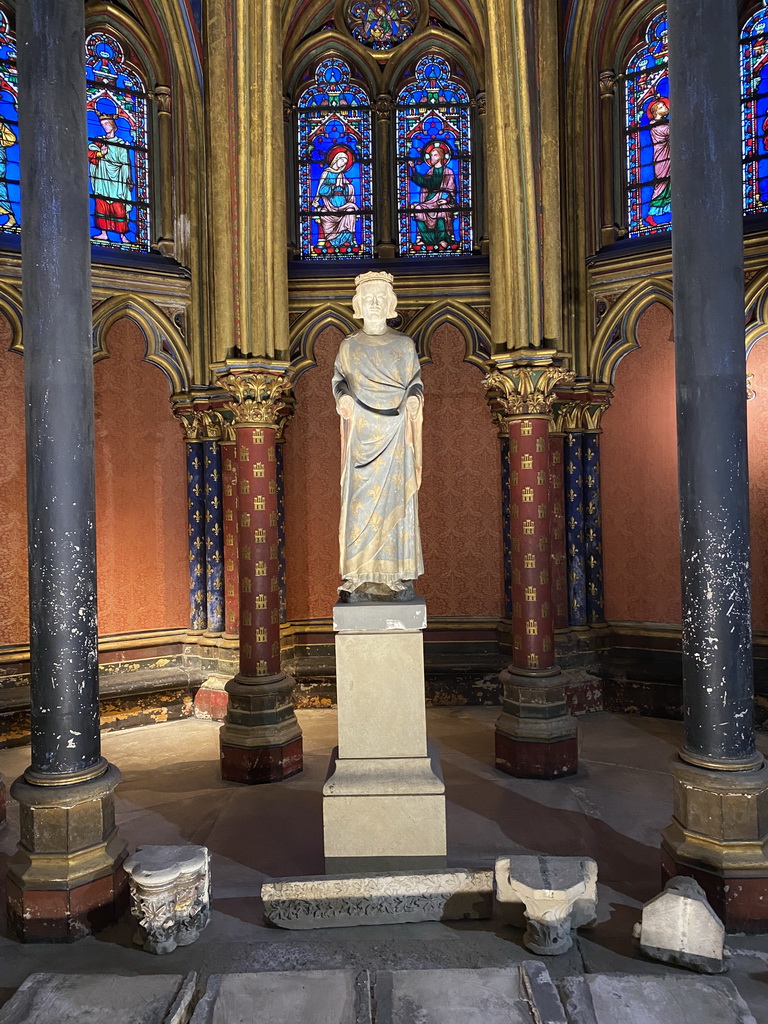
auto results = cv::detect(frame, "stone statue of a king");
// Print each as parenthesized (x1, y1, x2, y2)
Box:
(333, 272, 424, 601)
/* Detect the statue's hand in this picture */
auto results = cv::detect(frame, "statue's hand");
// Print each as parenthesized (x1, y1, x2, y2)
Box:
(406, 395, 421, 417)
(338, 395, 354, 420)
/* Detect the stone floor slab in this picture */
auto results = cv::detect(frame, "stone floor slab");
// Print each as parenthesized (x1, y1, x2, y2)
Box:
(0, 972, 196, 1024)
(189, 970, 370, 1024)
(560, 974, 757, 1024)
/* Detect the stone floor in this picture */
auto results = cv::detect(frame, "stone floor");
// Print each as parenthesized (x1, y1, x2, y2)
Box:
(0, 709, 767, 1018)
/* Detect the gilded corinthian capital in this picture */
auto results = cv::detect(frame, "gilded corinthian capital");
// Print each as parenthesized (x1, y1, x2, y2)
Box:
(219, 370, 295, 428)
(482, 363, 575, 420)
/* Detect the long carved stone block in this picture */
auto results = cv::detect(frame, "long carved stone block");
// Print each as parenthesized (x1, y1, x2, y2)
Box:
(494, 855, 597, 955)
(634, 876, 729, 974)
(0, 972, 197, 1024)
(124, 845, 211, 955)
(262, 868, 493, 929)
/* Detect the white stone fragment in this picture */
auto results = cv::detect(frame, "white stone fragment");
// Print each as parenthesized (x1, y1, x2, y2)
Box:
(124, 844, 211, 955)
(494, 855, 597, 955)
(634, 875, 729, 974)
(261, 868, 493, 928)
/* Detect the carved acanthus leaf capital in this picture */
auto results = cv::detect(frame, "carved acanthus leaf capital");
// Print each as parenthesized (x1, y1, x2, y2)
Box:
(199, 410, 224, 441)
(219, 371, 295, 428)
(475, 91, 487, 116)
(175, 408, 204, 442)
(375, 94, 394, 121)
(599, 70, 617, 99)
(482, 364, 575, 421)
(154, 85, 171, 115)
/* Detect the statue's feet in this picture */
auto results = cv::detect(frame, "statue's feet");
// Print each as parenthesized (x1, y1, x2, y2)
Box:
(339, 580, 416, 603)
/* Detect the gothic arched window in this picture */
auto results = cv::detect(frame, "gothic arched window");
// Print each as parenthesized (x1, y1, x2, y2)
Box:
(0, 9, 19, 235)
(741, 2, 768, 215)
(624, 11, 670, 238)
(296, 56, 374, 259)
(395, 53, 473, 256)
(86, 30, 151, 252)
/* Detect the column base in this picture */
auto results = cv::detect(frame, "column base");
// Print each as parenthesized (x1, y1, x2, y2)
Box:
(661, 758, 768, 933)
(6, 763, 128, 943)
(495, 669, 578, 780)
(219, 671, 303, 784)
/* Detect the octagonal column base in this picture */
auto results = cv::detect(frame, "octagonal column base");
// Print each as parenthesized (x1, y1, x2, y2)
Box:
(495, 670, 578, 779)
(220, 671, 303, 783)
(660, 758, 768, 933)
(6, 763, 128, 943)
(220, 737, 303, 784)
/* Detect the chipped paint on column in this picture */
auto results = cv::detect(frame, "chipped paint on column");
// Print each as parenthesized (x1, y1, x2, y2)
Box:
(668, 0, 758, 765)
(203, 439, 224, 633)
(583, 431, 605, 624)
(18, 0, 101, 775)
(565, 432, 587, 627)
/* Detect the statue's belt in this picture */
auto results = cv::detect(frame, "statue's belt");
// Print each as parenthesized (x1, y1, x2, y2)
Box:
(354, 397, 400, 416)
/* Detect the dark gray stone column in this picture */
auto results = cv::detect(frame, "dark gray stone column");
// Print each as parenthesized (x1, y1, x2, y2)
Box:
(661, 0, 768, 934)
(7, 0, 126, 943)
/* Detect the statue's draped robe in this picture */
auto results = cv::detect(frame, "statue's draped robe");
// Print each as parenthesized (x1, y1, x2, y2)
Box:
(333, 328, 424, 590)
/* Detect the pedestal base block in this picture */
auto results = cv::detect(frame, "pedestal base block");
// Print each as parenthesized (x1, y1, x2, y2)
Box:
(6, 763, 128, 943)
(495, 733, 578, 780)
(661, 759, 768, 933)
(220, 737, 303, 784)
(323, 746, 447, 873)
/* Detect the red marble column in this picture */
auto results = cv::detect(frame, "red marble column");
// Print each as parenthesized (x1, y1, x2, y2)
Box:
(485, 362, 577, 780)
(218, 369, 302, 784)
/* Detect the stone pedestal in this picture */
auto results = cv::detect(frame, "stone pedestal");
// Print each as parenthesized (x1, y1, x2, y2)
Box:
(323, 598, 446, 872)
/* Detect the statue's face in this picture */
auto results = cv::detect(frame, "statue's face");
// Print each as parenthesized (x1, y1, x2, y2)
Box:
(357, 282, 393, 329)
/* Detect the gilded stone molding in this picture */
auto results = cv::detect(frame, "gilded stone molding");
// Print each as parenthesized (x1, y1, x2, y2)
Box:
(483, 363, 574, 420)
(198, 410, 224, 441)
(175, 408, 204, 442)
(219, 370, 295, 428)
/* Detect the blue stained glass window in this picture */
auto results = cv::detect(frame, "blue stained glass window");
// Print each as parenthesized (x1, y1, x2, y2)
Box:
(0, 10, 19, 236)
(395, 54, 473, 256)
(624, 12, 670, 238)
(742, 3, 768, 215)
(344, 1, 419, 52)
(86, 31, 150, 252)
(297, 57, 374, 259)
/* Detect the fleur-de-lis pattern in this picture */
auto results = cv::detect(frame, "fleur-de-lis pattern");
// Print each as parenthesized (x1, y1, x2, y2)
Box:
(186, 442, 207, 631)
(565, 432, 587, 627)
(583, 432, 605, 623)
(204, 439, 224, 633)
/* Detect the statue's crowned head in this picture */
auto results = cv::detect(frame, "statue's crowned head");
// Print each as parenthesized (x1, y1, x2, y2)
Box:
(352, 271, 398, 321)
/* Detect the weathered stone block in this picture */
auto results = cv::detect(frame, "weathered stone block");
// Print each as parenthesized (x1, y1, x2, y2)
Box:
(634, 875, 728, 974)
(262, 868, 493, 928)
(0, 972, 197, 1024)
(124, 845, 211, 955)
(494, 854, 597, 955)
(190, 971, 370, 1024)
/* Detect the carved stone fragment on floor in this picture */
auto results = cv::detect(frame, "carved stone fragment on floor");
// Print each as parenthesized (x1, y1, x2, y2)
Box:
(634, 875, 729, 974)
(124, 845, 211, 955)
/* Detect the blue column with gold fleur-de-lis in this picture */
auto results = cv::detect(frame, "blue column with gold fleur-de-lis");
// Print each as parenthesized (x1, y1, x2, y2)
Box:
(203, 412, 225, 636)
(582, 429, 605, 624)
(179, 411, 207, 633)
(565, 429, 587, 627)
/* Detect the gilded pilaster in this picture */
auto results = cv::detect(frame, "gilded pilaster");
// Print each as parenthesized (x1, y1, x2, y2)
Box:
(537, 0, 563, 347)
(598, 71, 619, 247)
(153, 85, 174, 257)
(218, 368, 302, 784)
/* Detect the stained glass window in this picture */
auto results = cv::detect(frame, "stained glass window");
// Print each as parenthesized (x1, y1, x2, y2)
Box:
(625, 12, 670, 238)
(395, 54, 473, 256)
(86, 31, 150, 251)
(297, 57, 373, 259)
(0, 10, 19, 235)
(742, 3, 768, 215)
(344, 1, 419, 52)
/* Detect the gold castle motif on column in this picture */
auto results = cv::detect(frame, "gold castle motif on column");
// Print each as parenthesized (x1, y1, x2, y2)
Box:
(482, 363, 575, 422)
(219, 371, 295, 428)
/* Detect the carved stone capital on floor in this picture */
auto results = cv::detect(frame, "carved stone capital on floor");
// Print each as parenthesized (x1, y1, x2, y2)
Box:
(6, 763, 128, 942)
(495, 670, 578, 780)
(220, 671, 303, 784)
(661, 758, 768, 933)
(124, 845, 211, 954)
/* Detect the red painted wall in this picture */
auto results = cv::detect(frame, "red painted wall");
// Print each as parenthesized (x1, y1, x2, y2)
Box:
(0, 316, 187, 647)
(284, 323, 504, 621)
(602, 301, 768, 631)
